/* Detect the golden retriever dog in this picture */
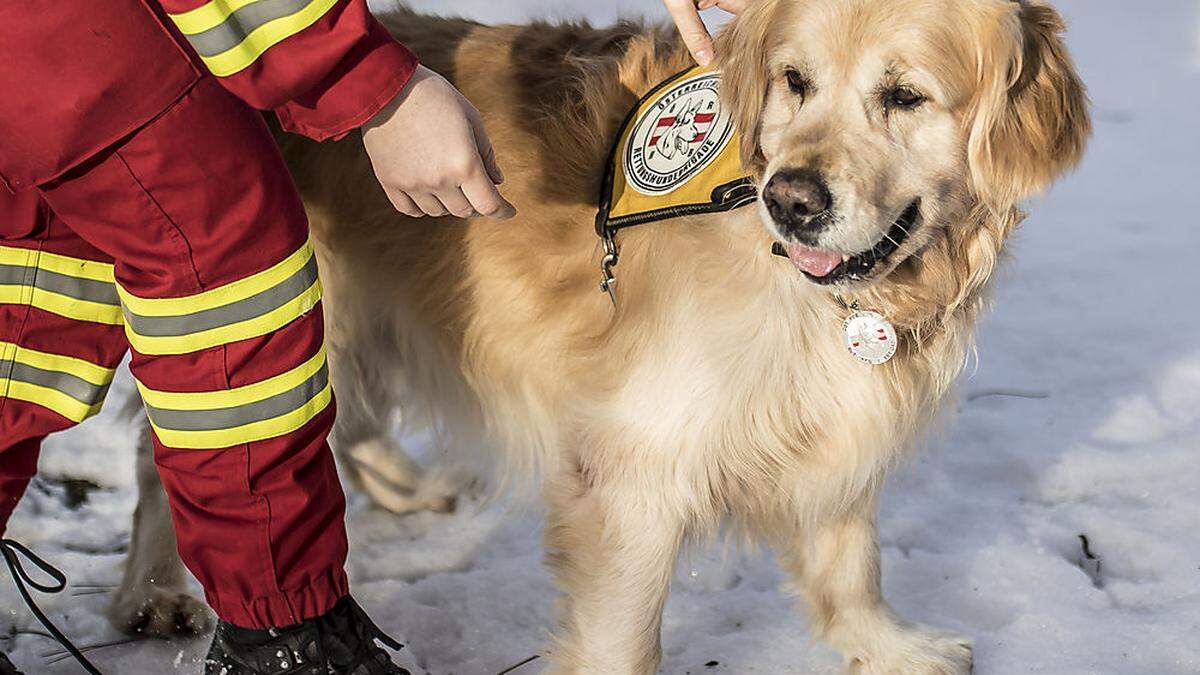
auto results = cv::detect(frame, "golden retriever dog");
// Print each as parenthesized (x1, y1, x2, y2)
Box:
(111, 1, 1089, 672)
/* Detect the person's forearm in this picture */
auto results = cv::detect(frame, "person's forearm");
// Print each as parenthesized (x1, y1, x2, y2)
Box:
(154, 0, 514, 220)
(154, 0, 418, 141)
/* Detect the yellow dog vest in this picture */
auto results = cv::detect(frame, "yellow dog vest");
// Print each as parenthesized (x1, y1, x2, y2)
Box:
(596, 66, 756, 232)
(594, 66, 757, 302)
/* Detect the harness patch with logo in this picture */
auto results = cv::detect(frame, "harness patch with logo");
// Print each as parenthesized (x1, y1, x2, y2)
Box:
(594, 67, 758, 302)
(596, 66, 756, 232)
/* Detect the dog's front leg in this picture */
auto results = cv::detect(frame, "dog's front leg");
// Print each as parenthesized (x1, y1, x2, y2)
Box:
(543, 466, 685, 675)
(776, 498, 972, 675)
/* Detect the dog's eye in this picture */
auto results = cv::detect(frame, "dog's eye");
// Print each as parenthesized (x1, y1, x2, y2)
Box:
(785, 70, 809, 100)
(885, 86, 925, 110)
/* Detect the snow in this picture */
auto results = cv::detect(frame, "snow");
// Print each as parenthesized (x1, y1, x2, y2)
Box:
(4, 0, 1200, 673)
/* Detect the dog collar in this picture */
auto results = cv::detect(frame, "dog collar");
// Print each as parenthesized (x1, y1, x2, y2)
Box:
(595, 66, 757, 304)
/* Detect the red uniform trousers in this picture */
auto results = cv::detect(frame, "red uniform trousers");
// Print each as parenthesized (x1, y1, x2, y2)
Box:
(0, 77, 349, 629)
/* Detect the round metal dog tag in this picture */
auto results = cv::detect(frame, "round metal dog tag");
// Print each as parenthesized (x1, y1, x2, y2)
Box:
(843, 310, 897, 365)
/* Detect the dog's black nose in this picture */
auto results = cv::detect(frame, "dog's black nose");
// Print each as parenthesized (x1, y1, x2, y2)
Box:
(763, 169, 832, 227)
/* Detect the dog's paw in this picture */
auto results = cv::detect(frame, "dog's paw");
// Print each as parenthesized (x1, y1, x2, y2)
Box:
(344, 439, 474, 515)
(848, 627, 973, 675)
(109, 585, 214, 638)
(359, 469, 464, 515)
(357, 459, 483, 516)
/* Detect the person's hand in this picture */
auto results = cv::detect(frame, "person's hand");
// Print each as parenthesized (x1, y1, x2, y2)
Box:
(361, 65, 516, 219)
(663, 0, 751, 67)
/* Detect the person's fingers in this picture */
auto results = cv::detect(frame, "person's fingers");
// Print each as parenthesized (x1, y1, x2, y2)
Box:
(411, 193, 450, 217)
(664, 0, 715, 66)
(436, 188, 479, 219)
(715, 0, 750, 13)
(465, 104, 505, 186)
(480, 144, 505, 186)
(461, 168, 517, 220)
(386, 190, 424, 217)
(457, 101, 515, 218)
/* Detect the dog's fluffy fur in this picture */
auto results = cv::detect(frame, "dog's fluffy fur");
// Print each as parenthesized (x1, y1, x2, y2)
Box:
(114, 2, 1089, 672)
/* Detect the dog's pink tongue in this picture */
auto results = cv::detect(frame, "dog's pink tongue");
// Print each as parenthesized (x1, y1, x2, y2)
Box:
(786, 244, 843, 277)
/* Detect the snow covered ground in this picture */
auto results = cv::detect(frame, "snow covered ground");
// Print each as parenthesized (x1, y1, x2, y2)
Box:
(4, 0, 1199, 673)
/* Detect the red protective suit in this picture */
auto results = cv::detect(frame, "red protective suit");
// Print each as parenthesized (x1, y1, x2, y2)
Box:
(0, 0, 417, 629)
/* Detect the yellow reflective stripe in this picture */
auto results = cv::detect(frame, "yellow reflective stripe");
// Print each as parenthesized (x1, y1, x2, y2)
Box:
(0, 287, 125, 325)
(0, 381, 104, 423)
(0, 246, 123, 325)
(137, 346, 330, 448)
(142, 381, 332, 450)
(168, 0, 264, 35)
(116, 241, 313, 317)
(123, 276, 321, 355)
(1, 342, 115, 386)
(0, 246, 34, 269)
(190, 0, 340, 77)
(138, 345, 325, 411)
(118, 240, 322, 356)
(0, 342, 116, 423)
(0, 247, 116, 284)
(0, 280, 32, 308)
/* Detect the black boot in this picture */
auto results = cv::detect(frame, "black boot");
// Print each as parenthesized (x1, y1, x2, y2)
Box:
(0, 653, 22, 675)
(204, 596, 409, 675)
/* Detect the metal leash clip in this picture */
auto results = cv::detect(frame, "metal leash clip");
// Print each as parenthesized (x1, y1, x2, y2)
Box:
(599, 229, 620, 306)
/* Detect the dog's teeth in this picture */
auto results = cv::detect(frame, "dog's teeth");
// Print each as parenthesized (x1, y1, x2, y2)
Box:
(841, 254, 850, 262)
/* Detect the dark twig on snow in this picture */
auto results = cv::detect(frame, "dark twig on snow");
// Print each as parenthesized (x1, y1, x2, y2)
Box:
(966, 388, 1050, 402)
(1077, 533, 1104, 588)
(496, 654, 541, 675)
(42, 636, 144, 665)
(68, 587, 113, 597)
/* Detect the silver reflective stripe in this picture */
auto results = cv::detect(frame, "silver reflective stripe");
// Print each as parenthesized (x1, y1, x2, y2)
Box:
(0, 263, 120, 306)
(122, 255, 319, 338)
(183, 0, 320, 56)
(0, 263, 33, 288)
(144, 362, 328, 432)
(0, 359, 110, 406)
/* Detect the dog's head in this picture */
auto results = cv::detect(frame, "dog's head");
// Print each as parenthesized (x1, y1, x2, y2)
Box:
(718, 0, 1090, 289)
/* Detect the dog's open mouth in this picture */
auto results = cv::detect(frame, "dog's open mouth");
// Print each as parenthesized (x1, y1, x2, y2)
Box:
(777, 200, 921, 284)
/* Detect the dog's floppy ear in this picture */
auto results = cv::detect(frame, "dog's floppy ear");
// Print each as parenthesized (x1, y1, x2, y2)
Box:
(716, 0, 780, 173)
(968, 1, 1091, 210)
